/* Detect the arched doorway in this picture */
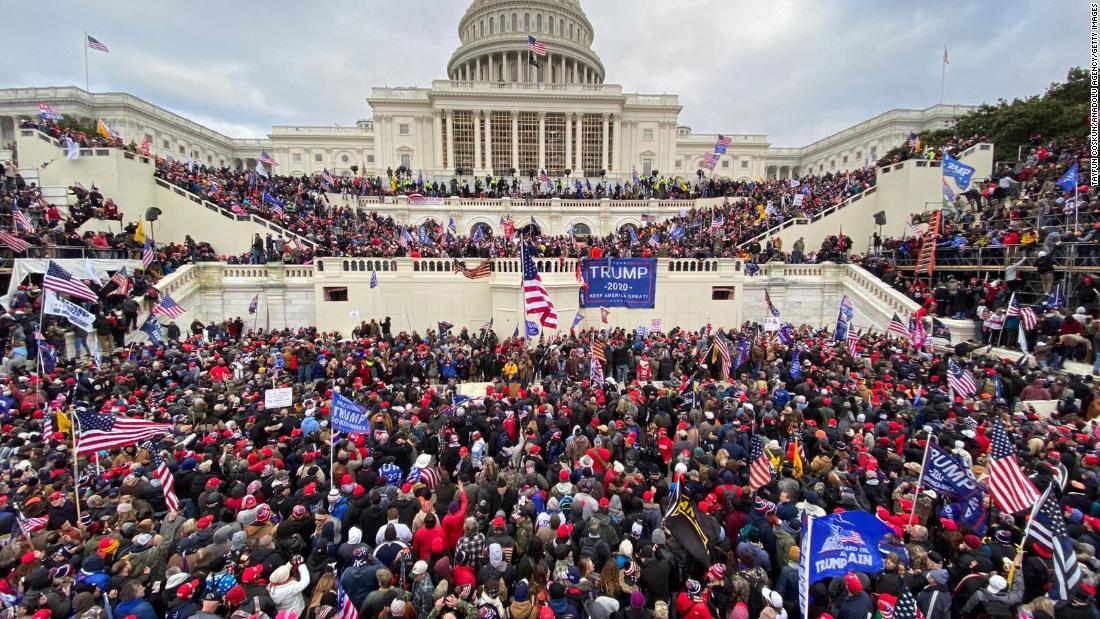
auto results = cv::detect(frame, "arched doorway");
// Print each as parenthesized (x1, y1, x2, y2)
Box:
(570, 222, 592, 238)
(470, 222, 493, 239)
(520, 222, 541, 236)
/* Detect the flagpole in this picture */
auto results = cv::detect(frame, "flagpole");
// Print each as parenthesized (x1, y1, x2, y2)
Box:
(71, 409, 83, 529)
(801, 513, 813, 619)
(939, 46, 946, 104)
(995, 292, 1014, 349)
(908, 435, 934, 526)
(1009, 483, 1049, 586)
(83, 32, 89, 92)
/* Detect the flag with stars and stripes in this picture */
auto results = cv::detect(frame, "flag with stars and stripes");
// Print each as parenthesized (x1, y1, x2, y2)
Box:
(75, 409, 174, 456)
(259, 150, 278, 167)
(748, 434, 772, 490)
(521, 244, 557, 328)
(43, 260, 98, 302)
(0, 231, 30, 253)
(894, 582, 923, 619)
(11, 207, 32, 232)
(709, 215, 724, 232)
(1025, 484, 1082, 600)
(888, 313, 910, 338)
(248, 294, 259, 314)
(336, 578, 359, 619)
(1006, 294, 1038, 330)
(988, 420, 1040, 514)
(86, 35, 109, 52)
(142, 240, 154, 269)
(320, 168, 336, 188)
(151, 294, 186, 319)
(527, 35, 547, 56)
(590, 354, 603, 382)
(946, 359, 976, 398)
(142, 441, 180, 512)
(107, 266, 131, 297)
(713, 335, 730, 381)
(17, 510, 48, 535)
(647, 233, 660, 249)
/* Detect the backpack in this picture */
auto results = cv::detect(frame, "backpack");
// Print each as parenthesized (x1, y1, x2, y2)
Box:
(738, 520, 757, 541)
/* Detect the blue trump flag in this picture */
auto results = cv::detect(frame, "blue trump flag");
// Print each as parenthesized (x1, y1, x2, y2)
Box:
(1056, 162, 1079, 193)
(921, 441, 987, 533)
(942, 153, 976, 191)
(331, 392, 371, 434)
(525, 320, 540, 337)
(141, 316, 163, 346)
(803, 511, 894, 584)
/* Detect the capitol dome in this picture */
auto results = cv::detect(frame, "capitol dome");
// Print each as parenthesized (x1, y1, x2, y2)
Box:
(447, 0, 605, 85)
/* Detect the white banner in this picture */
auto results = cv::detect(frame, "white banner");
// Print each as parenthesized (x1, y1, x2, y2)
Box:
(792, 194, 805, 207)
(264, 387, 294, 409)
(409, 196, 445, 206)
(43, 290, 95, 332)
(762, 316, 781, 332)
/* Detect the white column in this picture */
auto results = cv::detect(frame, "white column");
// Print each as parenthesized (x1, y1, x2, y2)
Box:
(564, 113, 573, 173)
(511, 111, 519, 172)
(612, 113, 622, 173)
(601, 113, 609, 173)
(432, 110, 443, 173)
(515, 51, 521, 82)
(537, 111, 546, 172)
(476, 56, 481, 81)
(545, 51, 551, 83)
(473, 110, 482, 172)
(561, 55, 566, 85)
(446, 110, 455, 173)
(485, 111, 493, 173)
(575, 113, 584, 172)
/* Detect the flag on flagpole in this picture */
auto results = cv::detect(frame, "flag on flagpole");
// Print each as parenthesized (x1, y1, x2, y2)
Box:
(521, 244, 557, 328)
(43, 261, 98, 302)
(1056, 162, 1079, 193)
(86, 35, 109, 52)
(370, 271, 378, 289)
(0, 231, 30, 253)
(336, 579, 359, 619)
(988, 420, 1041, 514)
(946, 358, 976, 397)
(142, 240, 154, 269)
(151, 294, 186, 319)
(888, 313, 910, 338)
(75, 409, 174, 456)
(11, 207, 32, 231)
(527, 35, 547, 56)
(141, 441, 180, 512)
(1025, 484, 1083, 600)
(748, 435, 772, 490)
(943, 46, 949, 65)
(248, 294, 259, 315)
(763, 289, 781, 317)
(259, 150, 278, 167)
(714, 336, 730, 380)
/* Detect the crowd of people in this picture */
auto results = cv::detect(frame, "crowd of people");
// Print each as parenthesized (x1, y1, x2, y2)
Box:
(0, 309, 1096, 619)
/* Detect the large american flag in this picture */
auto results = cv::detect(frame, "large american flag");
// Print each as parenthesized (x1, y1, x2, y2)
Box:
(1006, 294, 1038, 330)
(748, 435, 772, 490)
(763, 289, 781, 317)
(0, 231, 30, 253)
(17, 510, 48, 535)
(107, 266, 132, 297)
(75, 409, 173, 456)
(895, 582, 923, 619)
(527, 35, 547, 56)
(44, 260, 98, 302)
(592, 339, 606, 363)
(521, 244, 557, 328)
(538, 170, 551, 184)
(1026, 484, 1082, 600)
(320, 168, 336, 187)
(714, 335, 730, 380)
(988, 420, 1040, 514)
(846, 328, 860, 356)
(259, 150, 278, 166)
(141, 441, 180, 512)
(888, 313, 910, 338)
(86, 35, 109, 53)
(709, 215, 724, 232)
(452, 259, 492, 279)
(336, 579, 359, 619)
(946, 359, 976, 398)
(152, 294, 186, 319)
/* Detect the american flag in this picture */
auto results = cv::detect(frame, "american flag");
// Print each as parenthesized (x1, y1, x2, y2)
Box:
(248, 294, 259, 314)
(452, 259, 492, 279)
(38, 103, 64, 121)
(888, 313, 910, 338)
(538, 170, 551, 184)
(709, 215, 724, 232)
(12, 207, 32, 231)
(86, 35, 109, 52)
(0, 231, 30, 253)
(142, 240, 154, 269)
(75, 408, 173, 456)
(480, 317, 494, 332)
(259, 150, 278, 166)
(895, 582, 923, 619)
(107, 266, 130, 297)
(946, 358, 976, 398)
(320, 168, 336, 187)
(141, 441, 180, 512)
(714, 336, 730, 380)
(152, 294, 186, 319)
(43, 260, 98, 302)
(647, 233, 660, 249)
(1006, 294, 1037, 330)
(716, 135, 732, 148)
(521, 244, 557, 328)
(527, 35, 547, 56)
(988, 420, 1040, 514)
(748, 435, 772, 490)
(763, 289, 781, 317)
(1026, 484, 1082, 600)
(846, 328, 859, 356)
(592, 339, 606, 363)
(336, 577, 359, 619)
(17, 510, 48, 535)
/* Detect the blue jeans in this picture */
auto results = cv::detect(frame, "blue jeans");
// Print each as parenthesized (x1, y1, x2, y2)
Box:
(1093, 351, 1099, 374)
(614, 364, 629, 383)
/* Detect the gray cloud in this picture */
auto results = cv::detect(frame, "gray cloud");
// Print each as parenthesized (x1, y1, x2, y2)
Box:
(0, 0, 1084, 145)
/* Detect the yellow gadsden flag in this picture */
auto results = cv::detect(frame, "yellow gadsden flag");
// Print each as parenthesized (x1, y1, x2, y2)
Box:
(56, 411, 71, 436)
(96, 119, 112, 140)
(133, 221, 145, 243)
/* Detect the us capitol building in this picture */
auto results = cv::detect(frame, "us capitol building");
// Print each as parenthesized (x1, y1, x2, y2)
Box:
(0, 0, 973, 182)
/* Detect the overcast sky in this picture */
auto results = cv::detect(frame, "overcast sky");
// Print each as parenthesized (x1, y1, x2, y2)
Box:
(1, 1, 1086, 146)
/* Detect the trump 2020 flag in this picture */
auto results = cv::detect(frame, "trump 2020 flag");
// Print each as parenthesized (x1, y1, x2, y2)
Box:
(941, 153, 976, 191)
(331, 392, 370, 434)
(921, 441, 987, 533)
(803, 511, 893, 584)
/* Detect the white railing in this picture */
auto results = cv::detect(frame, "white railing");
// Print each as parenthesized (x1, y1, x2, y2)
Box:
(739, 186, 878, 246)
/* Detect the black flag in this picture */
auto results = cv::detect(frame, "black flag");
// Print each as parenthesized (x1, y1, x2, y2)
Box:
(664, 495, 719, 567)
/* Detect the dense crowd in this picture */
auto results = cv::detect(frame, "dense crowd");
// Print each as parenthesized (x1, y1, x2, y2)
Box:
(0, 313, 1095, 619)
